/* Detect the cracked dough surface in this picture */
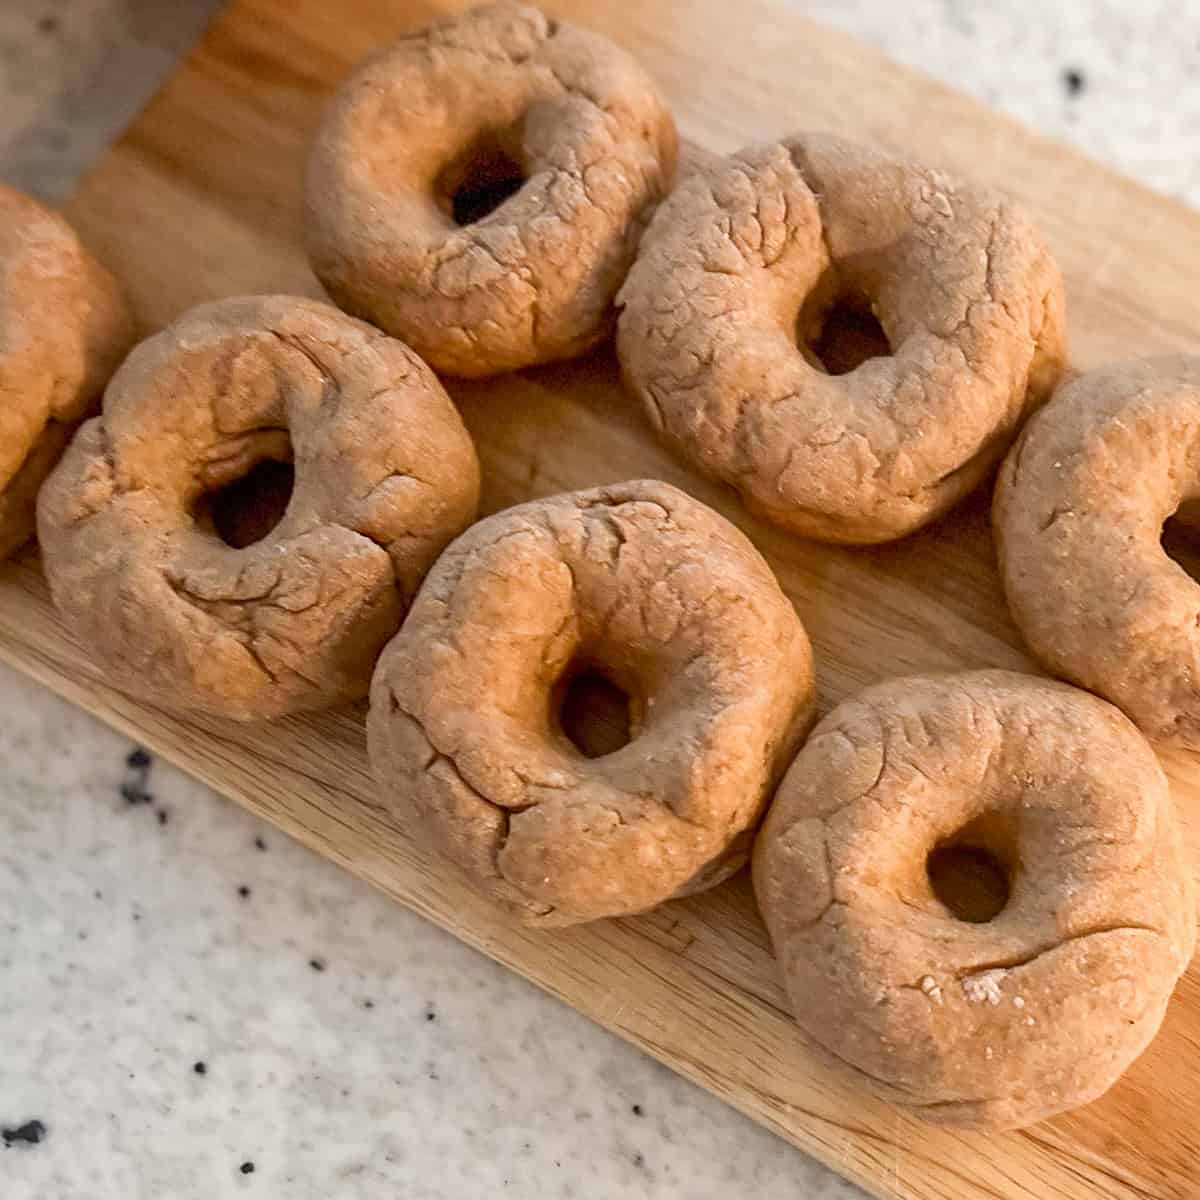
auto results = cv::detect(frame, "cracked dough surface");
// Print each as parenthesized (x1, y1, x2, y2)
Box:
(616, 133, 1065, 543)
(995, 356, 1200, 747)
(367, 479, 816, 926)
(752, 670, 1195, 1130)
(305, 1, 677, 378)
(37, 294, 480, 721)
(0, 183, 133, 559)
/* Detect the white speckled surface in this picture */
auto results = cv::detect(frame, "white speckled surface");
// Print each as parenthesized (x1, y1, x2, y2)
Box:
(1, 2, 1197, 1197)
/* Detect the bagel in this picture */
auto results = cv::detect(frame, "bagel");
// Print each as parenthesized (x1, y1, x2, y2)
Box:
(995, 356, 1200, 746)
(753, 670, 1195, 1129)
(0, 183, 133, 559)
(617, 133, 1065, 543)
(368, 479, 816, 926)
(37, 295, 479, 720)
(306, 1, 678, 377)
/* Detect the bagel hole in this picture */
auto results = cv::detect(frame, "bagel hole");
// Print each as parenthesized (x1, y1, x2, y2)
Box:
(554, 663, 634, 759)
(798, 274, 892, 376)
(437, 133, 527, 226)
(1162, 506, 1200, 580)
(926, 814, 1014, 924)
(201, 457, 295, 550)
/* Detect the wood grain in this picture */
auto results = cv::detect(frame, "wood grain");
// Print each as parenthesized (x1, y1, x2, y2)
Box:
(2, 1, 1199, 1196)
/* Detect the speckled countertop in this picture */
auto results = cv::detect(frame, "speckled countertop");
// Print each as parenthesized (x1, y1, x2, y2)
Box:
(1, 2, 1198, 1198)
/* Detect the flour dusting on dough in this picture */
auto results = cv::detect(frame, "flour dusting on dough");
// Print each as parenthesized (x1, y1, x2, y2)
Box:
(962, 969, 1008, 1006)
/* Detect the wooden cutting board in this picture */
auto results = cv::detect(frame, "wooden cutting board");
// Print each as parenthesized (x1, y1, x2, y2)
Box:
(3, 1, 1199, 1196)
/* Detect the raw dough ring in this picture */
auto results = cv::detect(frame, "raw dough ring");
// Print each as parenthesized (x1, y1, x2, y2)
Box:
(996, 356, 1200, 746)
(0, 183, 133, 558)
(617, 133, 1066, 543)
(305, 1, 678, 378)
(368, 480, 816, 926)
(37, 295, 480, 721)
(753, 670, 1195, 1130)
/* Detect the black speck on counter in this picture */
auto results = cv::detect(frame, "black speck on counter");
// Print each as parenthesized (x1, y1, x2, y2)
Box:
(632, 1153, 645, 1169)
(120, 782, 154, 806)
(121, 748, 156, 808)
(631, 1104, 643, 1117)
(239, 1161, 255, 1175)
(254, 836, 268, 851)
(193, 1061, 207, 1076)
(362, 999, 375, 1010)
(2, 1119, 47, 1148)
(1062, 67, 1086, 97)
(237, 886, 251, 899)
(424, 1003, 436, 1022)
(309, 958, 326, 973)
(156, 809, 169, 827)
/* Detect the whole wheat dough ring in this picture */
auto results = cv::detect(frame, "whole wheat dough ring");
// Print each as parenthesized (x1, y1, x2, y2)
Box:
(995, 356, 1200, 747)
(0, 183, 133, 559)
(305, 1, 678, 378)
(753, 670, 1195, 1130)
(617, 133, 1066, 543)
(368, 479, 816, 926)
(37, 295, 480, 721)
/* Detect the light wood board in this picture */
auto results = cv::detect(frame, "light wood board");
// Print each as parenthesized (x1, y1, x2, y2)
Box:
(2, 1, 1200, 1196)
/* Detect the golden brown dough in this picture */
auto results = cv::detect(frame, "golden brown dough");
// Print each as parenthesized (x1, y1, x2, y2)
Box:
(368, 480, 816, 926)
(305, 1, 678, 378)
(0, 183, 133, 558)
(753, 670, 1195, 1130)
(617, 133, 1065, 543)
(995, 356, 1200, 747)
(37, 295, 480, 721)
